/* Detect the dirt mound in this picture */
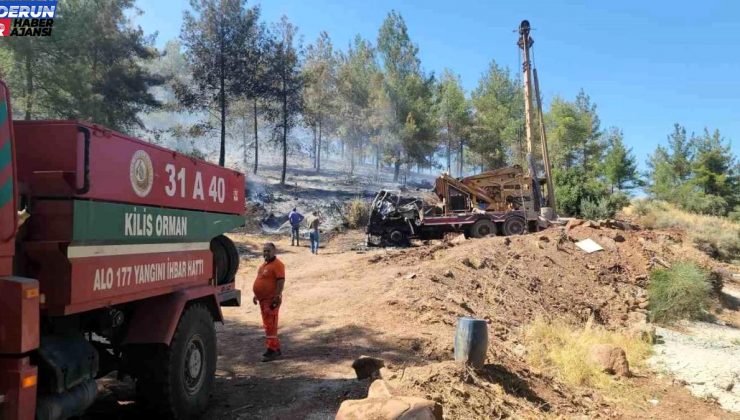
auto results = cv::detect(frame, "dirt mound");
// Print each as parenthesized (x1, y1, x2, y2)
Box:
(376, 222, 734, 333)
(363, 221, 738, 417)
(375, 225, 656, 334)
(386, 354, 609, 419)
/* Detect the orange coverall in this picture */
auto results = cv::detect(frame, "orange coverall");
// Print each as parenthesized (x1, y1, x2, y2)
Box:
(253, 257, 285, 351)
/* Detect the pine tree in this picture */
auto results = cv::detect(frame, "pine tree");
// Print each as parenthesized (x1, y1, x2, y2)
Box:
(0, 0, 162, 131)
(265, 16, 303, 185)
(667, 123, 694, 181)
(645, 123, 740, 216)
(179, 0, 257, 166)
(602, 127, 637, 192)
(337, 36, 377, 175)
(469, 61, 521, 169)
(434, 69, 469, 174)
(575, 89, 604, 171)
(691, 128, 739, 214)
(377, 10, 423, 181)
(303, 31, 338, 173)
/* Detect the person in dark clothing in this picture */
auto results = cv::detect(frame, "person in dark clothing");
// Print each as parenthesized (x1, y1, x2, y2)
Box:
(288, 208, 304, 246)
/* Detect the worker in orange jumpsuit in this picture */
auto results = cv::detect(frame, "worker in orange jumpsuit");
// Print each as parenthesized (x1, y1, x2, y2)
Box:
(252, 242, 285, 362)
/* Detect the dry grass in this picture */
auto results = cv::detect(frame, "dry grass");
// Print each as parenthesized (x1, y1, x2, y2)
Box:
(524, 317, 652, 391)
(626, 200, 740, 264)
(346, 198, 370, 229)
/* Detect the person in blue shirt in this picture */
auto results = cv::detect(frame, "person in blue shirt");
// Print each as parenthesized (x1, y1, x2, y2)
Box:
(288, 208, 304, 246)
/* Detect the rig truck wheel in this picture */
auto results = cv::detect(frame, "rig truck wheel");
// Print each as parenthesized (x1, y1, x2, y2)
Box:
(211, 235, 239, 285)
(470, 219, 495, 238)
(135, 304, 216, 419)
(502, 216, 526, 236)
(386, 230, 409, 247)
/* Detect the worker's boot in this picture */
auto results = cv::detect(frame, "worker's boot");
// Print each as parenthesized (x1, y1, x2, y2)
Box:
(262, 349, 281, 362)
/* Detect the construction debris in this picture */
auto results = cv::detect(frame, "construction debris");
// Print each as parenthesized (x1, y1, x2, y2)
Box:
(575, 238, 604, 253)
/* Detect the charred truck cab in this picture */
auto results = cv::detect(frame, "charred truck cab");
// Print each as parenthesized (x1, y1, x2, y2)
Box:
(0, 81, 244, 420)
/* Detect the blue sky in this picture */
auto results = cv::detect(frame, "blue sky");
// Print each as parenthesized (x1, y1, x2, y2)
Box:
(133, 0, 739, 171)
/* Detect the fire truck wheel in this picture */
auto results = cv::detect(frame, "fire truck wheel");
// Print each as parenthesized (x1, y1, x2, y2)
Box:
(503, 216, 526, 236)
(211, 235, 239, 285)
(135, 304, 216, 419)
(470, 219, 495, 238)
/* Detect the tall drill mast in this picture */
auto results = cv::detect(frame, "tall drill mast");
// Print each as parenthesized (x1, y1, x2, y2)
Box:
(534, 68, 556, 209)
(518, 19, 555, 211)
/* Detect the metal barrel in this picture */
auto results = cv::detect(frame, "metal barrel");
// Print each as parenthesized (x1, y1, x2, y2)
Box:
(453, 317, 488, 369)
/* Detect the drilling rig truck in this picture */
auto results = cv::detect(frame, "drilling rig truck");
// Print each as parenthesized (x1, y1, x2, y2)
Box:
(0, 81, 245, 420)
(366, 19, 556, 246)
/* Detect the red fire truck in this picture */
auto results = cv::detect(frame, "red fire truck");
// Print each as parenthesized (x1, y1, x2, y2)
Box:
(0, 81, 244, 419)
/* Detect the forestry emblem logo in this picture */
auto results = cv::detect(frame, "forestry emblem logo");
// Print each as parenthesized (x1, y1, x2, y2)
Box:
(0, 0, 56, 37)
(130, 150, 154, 197)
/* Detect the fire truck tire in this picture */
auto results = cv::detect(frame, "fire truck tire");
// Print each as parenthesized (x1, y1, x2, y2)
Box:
(503, 216, 527, 236)
(211, 235, 239, 285)
(470, 219, 495, 238)
(135, 304, 216, 419)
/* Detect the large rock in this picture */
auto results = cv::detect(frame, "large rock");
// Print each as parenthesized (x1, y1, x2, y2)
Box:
(352, 356, 386, 380)
(598, 235, 618, 251)
(628, 322, 656, 345)
(626, 311, 648, 326)
(589, 344, 631, 377)
(566, 219, 586, 230)
(336, 395, 443, 420)
(450, 233, 467, 245)
(368, 379, 395, 398)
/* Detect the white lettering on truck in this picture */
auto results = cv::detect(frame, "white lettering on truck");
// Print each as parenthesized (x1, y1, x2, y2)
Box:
(125, 213, 187, 237)
(91, 259, 206, 292)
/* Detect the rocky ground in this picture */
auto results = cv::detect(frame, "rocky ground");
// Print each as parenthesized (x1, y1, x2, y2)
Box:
(650, 284, 740, 413)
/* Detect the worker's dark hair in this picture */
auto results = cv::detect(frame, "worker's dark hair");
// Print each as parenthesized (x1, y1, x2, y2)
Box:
(292, 207, 297, 211)
(263, 242, 276, 251)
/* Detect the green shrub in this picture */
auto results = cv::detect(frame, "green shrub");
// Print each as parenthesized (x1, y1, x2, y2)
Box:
(682, 192, 729, 216)
(648, 262, 711, 323)
(632, 199, 651, 216)
(554, 167, 614, 217)
(580, 197, 611, 220)
(346, 198, 370, 229)
(726, 205, 740, 223)
(607, 191, 631, 215)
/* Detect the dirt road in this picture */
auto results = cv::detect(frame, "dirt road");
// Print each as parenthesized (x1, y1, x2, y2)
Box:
(204, 232, 427, 419)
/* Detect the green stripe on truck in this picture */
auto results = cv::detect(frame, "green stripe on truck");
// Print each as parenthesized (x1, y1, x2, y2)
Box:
(0, 100, 6, 124)
(0, 140, 11, 169)
(0, 176, 11, 207)
(73, 200, 245, 244)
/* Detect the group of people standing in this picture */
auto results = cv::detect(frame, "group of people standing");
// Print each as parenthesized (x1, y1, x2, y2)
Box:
(288, 207, 322, 254)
